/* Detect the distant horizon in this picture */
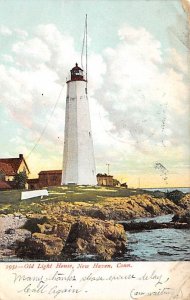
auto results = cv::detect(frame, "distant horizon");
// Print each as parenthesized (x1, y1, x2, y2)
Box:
(140, 186, 190, 190)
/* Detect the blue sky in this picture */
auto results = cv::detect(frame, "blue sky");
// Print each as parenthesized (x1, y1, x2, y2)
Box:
(0, 0, 186, 53)
(0, 0, 189, 187)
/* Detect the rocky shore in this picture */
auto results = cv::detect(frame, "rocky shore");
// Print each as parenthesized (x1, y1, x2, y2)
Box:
(0, 190, 189, 261)
(0, 214, 31, 259)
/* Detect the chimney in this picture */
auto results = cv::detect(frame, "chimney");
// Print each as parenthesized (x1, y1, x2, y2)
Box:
(19, 154, 23, 159)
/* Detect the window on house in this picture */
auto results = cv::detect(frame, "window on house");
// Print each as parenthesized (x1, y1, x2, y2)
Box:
(52, 176, 57, 182)
(0, 172, 5, 181)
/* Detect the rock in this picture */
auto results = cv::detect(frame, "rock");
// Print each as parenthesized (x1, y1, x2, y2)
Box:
(97, 194, 181, 221)
(16, 233, 63, 259)
(84, 208, 106, 220)
(166, 190, 185, 205)
(120, 219, 190, 231)
(173, 223, 190, 229)
(56, 222, 71, 244)
(178, 194, 190, 209)
(63, 217, 126, 260)
(5, 228, 15, 234)
(0, 249, 15, 257)
(0, 214, 31, 259)
(23, 214, 49, 233)
(172, 211, 190, 224)
(120, 220, 168, 231)
(37, 223, 55, 234)
(1, 190, 188, 261)
(152, 190, 167, 198)
(0, 209, 9, 215)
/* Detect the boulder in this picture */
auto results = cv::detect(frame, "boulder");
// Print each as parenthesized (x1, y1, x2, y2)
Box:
(84, 208, 107, 220)
(5, 228, 15, 234)
(56, 222, 72, 245)
(120, 219, 190, 231)
(63, 217, 126, 260)
(172, 211, 190, 224)
(151, 190, 167, 199)
(16, 233, 63, 259)
(178, 194, 190, 209)
(23, 214, 49, 233)
(166, 190, 184, 205)
(37, 223, 56, 234)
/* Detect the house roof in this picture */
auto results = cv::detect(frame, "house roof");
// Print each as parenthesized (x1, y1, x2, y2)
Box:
(0, 180, 11, 189)
(97, 173, 113, 178)
(0, 154, 30, 176)
(39, 170, 62, 175)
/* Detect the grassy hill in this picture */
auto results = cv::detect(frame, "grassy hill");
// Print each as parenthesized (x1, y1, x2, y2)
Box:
(0, 186, 140, 214)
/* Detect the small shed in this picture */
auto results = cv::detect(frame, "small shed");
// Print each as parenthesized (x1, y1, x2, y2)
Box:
(96, 173, 114, 187)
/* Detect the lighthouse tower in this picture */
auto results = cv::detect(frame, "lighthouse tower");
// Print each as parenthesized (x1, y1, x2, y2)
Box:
(61, 63, 97, 185)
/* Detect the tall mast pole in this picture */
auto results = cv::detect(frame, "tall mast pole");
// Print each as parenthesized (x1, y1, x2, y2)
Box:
(106, 163, 110, 175)
(85, 14, 88, 94)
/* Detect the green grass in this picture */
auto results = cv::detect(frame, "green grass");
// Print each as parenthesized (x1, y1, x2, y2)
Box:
(0, 190, 22, 203)
(0, 186, 142, 214)
(0, 189, 48, 214)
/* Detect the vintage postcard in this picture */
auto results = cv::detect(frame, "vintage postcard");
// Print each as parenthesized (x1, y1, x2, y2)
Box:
(0, 0, 190, 299)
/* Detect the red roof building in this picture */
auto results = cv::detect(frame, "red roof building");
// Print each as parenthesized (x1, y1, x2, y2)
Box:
(27, 170, 62, 189)
(0, 154, 30, 189)
(38, 170, 62, 188)
(0, 154, 30, 177)
(96, 173, 114, 186)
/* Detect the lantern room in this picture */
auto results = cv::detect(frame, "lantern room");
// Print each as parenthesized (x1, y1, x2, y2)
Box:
(70, 63, 85, 81)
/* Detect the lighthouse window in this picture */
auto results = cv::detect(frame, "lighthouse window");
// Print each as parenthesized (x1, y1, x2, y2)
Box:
(89, 132, 91, 137)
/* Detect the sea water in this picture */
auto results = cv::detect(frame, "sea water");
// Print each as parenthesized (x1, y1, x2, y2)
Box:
(143, 187, 190, 193)
(123, 215, 190, 261)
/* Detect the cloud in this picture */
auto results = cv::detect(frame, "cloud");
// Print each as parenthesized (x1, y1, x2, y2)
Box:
(35, 24, 78, 82)
(1, 54, 14, 63)
(166, 48, 188, 74)
(0, 24, 105, 167)
(12, 37, 51, 68)
(94, 25, 189, 157)
(0, 23, 189, 185)
(0, 25, 12, 36)
(14, 28, 28, 39)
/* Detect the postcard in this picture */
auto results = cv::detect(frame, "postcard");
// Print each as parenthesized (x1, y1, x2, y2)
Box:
(0, 0, 190, 299)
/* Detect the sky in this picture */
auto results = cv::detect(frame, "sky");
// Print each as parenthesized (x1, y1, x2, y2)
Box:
(0, 0, 190, 188)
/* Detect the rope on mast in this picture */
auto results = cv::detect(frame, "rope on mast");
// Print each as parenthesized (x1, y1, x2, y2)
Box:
(25, 83, 65, 159)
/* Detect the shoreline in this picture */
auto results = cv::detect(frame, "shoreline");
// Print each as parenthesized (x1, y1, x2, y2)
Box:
(0, 188, 189, 261)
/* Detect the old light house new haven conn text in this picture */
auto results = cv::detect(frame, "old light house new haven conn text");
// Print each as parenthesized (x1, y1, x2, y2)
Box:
(61, 63, 97, 185)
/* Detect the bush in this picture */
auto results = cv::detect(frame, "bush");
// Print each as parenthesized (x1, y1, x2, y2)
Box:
(14, 171, 28, 189)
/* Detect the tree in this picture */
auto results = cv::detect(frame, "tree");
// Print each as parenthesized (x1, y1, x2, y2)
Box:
(113, 179, 120, 186)
(14, 171, 28, 189)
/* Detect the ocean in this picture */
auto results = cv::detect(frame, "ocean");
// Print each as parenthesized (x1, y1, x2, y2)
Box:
(123, 214, 190, 261)
(143, 187, 190, 193)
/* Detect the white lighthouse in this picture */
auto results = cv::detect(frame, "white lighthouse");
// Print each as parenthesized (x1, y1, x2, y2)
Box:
(61, 63, 97, 185)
